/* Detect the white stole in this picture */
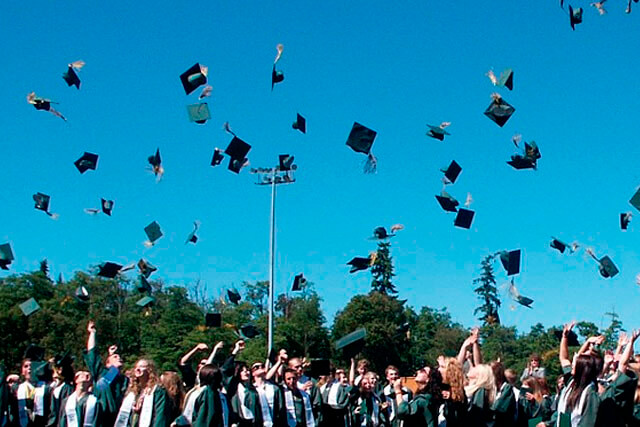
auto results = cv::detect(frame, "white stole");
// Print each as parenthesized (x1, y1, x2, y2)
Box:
(182, 386, 205, 422)
(556, 381, 594, 427)
(139, 386, 157, 427)
(64, 392, 97, 427)
(327, 382, 341, 407)
(17, 382, 34, 427)
(284, 389, 314, 427)
(33, 383, 46, 416)
(114, 392, 136, 427)
(236, 383, 254, 420)
(255, 383, 274, 427)
(438, 403, 446, 426)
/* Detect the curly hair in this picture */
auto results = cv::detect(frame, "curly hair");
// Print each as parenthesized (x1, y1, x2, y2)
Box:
(129, 359, 161, 396)
(161, 371, 185, 412)
(444, 358, 465, 403)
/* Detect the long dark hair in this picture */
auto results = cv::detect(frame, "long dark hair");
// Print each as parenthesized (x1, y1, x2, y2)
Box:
(566, 355, 599, 412)
(491, 361, 506, 390)
(199, 364, 222, 389)
(418, 367, 443, 407)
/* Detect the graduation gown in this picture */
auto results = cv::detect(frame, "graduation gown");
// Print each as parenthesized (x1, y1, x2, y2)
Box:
(350, 393, 386, 427)
(229, 382, 263, 427)
(396, 392, 439, 427)
(177, 364, 197, 392)
(517, 395, 553, 427)
(15, 381, 36, 427)
(191, 386, 227, 427)
(125, 386, 172, 427)
(254, 381, 287, 427)
(381, 384, 412, 427)
(0, 366, 10, 427)
(467, 388, 493, 427)
(284, 388, 314, 427)
(319, 382, 350, 427)
(442, 394, 468, 427)
(547, 380, 600, 427)
(83, 348, 128, 427)
(595, 370, 638, 427)
(297, 376, 321, 423)
(492, 382, 516, 426)
(48, 382, 73, 427)
(58, 393, 100, 427)
(31, 383, 52, 427)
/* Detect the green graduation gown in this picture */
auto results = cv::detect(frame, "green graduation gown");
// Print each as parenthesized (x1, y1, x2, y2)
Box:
(127, 386, 171, 427)
(319, 382, 350, 427)
(467, 388, 493, 427)
(492, 382, 516, 426)
(191, 386, 226, 427)
(83, 348, 128, 427)
(58, 393, 101, 427)
(596, 370, 638, 427)
(47, 382, 73, 427)
(396, 392, 438, 427)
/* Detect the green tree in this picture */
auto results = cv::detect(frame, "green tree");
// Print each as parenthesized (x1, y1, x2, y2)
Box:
(473, 254, 501, 325)
(371, 241, 397, 295)
(408, 306, 466, 369)
(576, 321, 600, 340)
(602, 310, 624, 351)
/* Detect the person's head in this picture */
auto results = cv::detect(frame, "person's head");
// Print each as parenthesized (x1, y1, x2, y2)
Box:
(106, 353, 123, 370)
(359, 371, 376, 394)
(21, 359, 31, 380)
(529, 353, 541, 369)
(385, 365, 400, 383)
(441, 358, 464, 403)
(288, 358, 304, 378)
(424, 366, 443, 401)
(196, 358, 207, 373)
(465, 364, 495, 404)
(504, 368, 517, 385)
(537, 377, 550, 397)
(556, 374, 565, 391)
(132, 359, 160, 392)
(198, 364, 222, 389)
(284, 368, 298, 390)
(356, 359, 370, 376)
(74, 371, 92, 393)
(160, 371, 185, 410)
(335, 368, 348, 385)
(251, 362, 267, 380)
(490, 361, 506, 389)
(566, 354, 600, 412)
(234, 362, 250, 382)
(522, 376, 543, 403)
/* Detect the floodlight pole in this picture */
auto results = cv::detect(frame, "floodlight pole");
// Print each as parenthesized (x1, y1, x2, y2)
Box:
(251, 163, 297, 357)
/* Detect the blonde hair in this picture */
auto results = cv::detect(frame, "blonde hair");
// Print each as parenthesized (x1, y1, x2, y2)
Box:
(464, 364, 495, 404)
(444, 358, 465, 403)
(129, 359, 161, 396)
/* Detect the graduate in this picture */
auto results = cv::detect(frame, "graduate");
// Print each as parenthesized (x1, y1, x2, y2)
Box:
(179, 341, 224, 424)
(159, 372, 184, 423)
(1, 365, 12, 427)
(437, 357, 467, 427)
(114, 359, 171, 427)
(349, 359, 371, 387)
(395, 367, 442, 427)
(251, 361, 287, 426)
(84, 322, 129, 427)
(282, 368, 315, 427)
(464, 364, 495, 427)
(350, 371, 386, 427)
(221, 340, 263, 426)
(381, 365, 412, 427)
(58, 371, 100, 427)
(288, 358, 321, 421)
(16, 349, 52, 427)
(491, 361, 516, 426)
(189, 364, 229, 427)
(319, 368, 350, 427)
(517, 376, 553, 426)
(48, 353, 75, 427)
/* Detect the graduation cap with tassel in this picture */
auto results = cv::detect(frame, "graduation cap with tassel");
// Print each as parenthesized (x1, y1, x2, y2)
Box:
(27, 92, 66, 121)
(62, 60, 85, 89)
(486, 68, 513, 90)
(147, 148, 164, 182)
(550, 237, 580, 254)
(586, 247, 619, 278)
(507, 279, 534, 309)
(272, 44, 285, 90)
(346, 122, 377, 174)
(33, 193, 59, 219)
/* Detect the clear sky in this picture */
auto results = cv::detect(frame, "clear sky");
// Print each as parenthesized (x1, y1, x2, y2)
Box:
(2, 0, 640, 333)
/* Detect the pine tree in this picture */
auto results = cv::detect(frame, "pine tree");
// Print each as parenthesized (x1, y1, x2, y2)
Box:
(473, 254, 501, 325)
(602, 309, 624, 350)
(371, 241, 397, 295)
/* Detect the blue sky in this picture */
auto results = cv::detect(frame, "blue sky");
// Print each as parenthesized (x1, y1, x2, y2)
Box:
(2, 0, 640, 334)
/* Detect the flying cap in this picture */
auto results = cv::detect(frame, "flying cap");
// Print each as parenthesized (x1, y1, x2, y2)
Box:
(186, 221, 200, 244)
(598, 256, 619, 278)
(147, 148, 163, 180)
(629, 188, 640, 212)
(136, 296, 155, 307)
(454, 208, 475, 229)
(187, 103, 211, 124)
(347, 256, 374, 273)
(137, 275, 152, 293)
(499, 69, 513, 90)
(550, 237, 569, 253)
(74, 152, 99, 174)
(554, 329, 580, 347)
(426, 124, 451, 141)
(500, 250, 521, 276)
(144, 221, 163, 246)
(33, 192, 51, 213)
(569, 5, 583, 30)
(346, 122, 377, 174)
(292, 273, 306, 291)
(137, 259, 157, 278)
(205, 313, 221, 328)
(211, 148, 224, 167)
(225, 137, 251, 162)
(19, 298, 41, 316)
(442, 161, 462, 184)
(0, 243, 15, 270)
(180, 63, 208, 95)
(240, 324, 260, 339)
(621, 212, 632, 230)
(484, 94, 515, 127)
(436, 191, 459, 213)
(227, 289, 241, 305)
(24, 344, 45, 361)
(75, 286, 90, 302)
(279, 154, 295, 171)
(371, 226, 394, 240)
(98, 262, 124, 278)
(508, 280, 533, 308)
(309, 359, 331, 378)
(335, 328, 366, 359)
(101, 199, 114, 216)
(27, 92, 66, 121)
(62, 61, 84, 89)
(293, 113, 306, 133)
(271, 44, 285, 90)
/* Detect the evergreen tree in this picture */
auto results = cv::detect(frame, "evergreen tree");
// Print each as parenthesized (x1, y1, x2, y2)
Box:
(473, 254, 501, 325)
(371, 241, 397, 295)
(602, 310, 624, 350)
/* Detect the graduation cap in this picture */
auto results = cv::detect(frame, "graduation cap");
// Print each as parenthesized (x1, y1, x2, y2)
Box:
(569, 5, 583, 30)
(436, 191, 459, 213)
(309, 359, 331, 378)
(499, 69, 514, 90)
(27, 92, 67, 121)
(347, 256, 373, 273)
(239, 324, 260, 339)
(53, 351, 75, 369)
(97, 262, 124, 278)
(293, 113, 306, 133)
(101, 199, 114, 216)
(137, 259, 157, 278)
(74, 286, 90, 302)
(500, 250, 521, 276)
(630, 188, 640, 212)
(292, 273, 306, 291)
(586, 248, 619, 278)
(621, 212, 632, 230)
(426, 123, 451, 141)
(144, 221, 163, 247)
(205, 312, 222, 328)
(371, 226, 394, 240)
(441, 161, 462, 184)
(180, 63, 208, 95)
(227, 289, 241, 305)
(335, 328, 366, 359)
(62, 61, 84, 89)
(211, 148, 224, 167)
(74, 152, 99, 174)
(147, 148, 163, 180)
(30, 360, 52, 383)
(187, 103, 211, 124)
(454, 208, 475, 229)
(185, 221, 200, 244)
(484, 93, 515, 127)
(136, 296, 155, 307)
(225, 137, 251, 174)
(19, 298, 41, 316)
(33, 192, 58, 218)
(272, 44, 284, 90)
(24, 343, 45, 361)
(346, 122, 377, 174)
(550, 237, 578, 254)
(554, 329, 580, 347)
(137, 275, 152, 293)
(279, 154, 295, 171)
(0, 243, 15, 270)
(508, 280, 533, 308)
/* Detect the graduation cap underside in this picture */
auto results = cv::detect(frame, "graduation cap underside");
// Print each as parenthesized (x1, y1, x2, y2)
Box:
(427, 125, 450, 141)
(180, 63, 208, 95)
(436, 193, 459, 213)
(98, 262, 123, 278)
(335, 328, 366, 359)
(187, 103, 211, 124)
(500, 250, 521, 276)
(144, 221, 163, 244)
(484, 97, 515, 127)
(0, 243, 15, 270)
(347, 256, 372, 273)
(136, 296, 155, 307)
(205, 312, 222, 327)
(74, 152, 99, 174)
(346, 122, 377, 155)
(454, 208, 475, 229)
(598, 256, 619, 278)
(19, 298, 41, 316)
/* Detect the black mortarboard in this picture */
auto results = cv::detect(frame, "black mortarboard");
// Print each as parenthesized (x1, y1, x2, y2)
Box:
(507, 155, 536, 170)
(144, 221, 163, 246)
(228, 158, 246, 174)
(0, 243, 15, 270)
(137, 259, 157, 278)
(569, 5, 583, 30)
(98, 262, 123, 278)
(75, 286, 90, 302)
(136, 296, 155, 307)
(279, 154, 294, 172)
(19, 298, 41, 316)
(271, 65, 284, 90)
(500, 250, 521, 276)
(621, 213, 632, 230)
(426, 125, 451, 141)
(30, 360, 52, 383)
(554, 329, 580, 347)
(53, 351, 75, 369)
(27, 92, 66, 121)
(454, 208, 475, 229)
(180, 63, 208, 95)
(346, 122, 378, 173)
(268, 348, 278, 365)
(436, 191, 459, 213)
(293, 113, 306, 134)
(74, 152, 99, 174)
(225, 137, 251, 162)
(442, 160, 462, 184)
(211, 148, 224, 167)
(516, 295, 534, 308)
(499, 68, 513, 91)
(292, 273, 306, 291)
(33, 192, 51, 213)
(137, 275, 152, 293)
(62, 66, 81, 89)
(240, 324, 260, 339)
(187, 103, 211, 124)
(24, 344, 45, 361)
(335, 328, 366, 359)
(484, 95, 515, 127)
(347, 256, 372, 273)
(148, 148, 161, 168)
(205, 313, 222, 328)
(101, 199, 114, 216)
(371, 226, 393, 240)
(598, 256, 619, 278)
(550, 238, 567, 253)
(309, 359, 331, 378)
(630, 188, 640, 212)
(227, 289, 241, 305)
(186, 221, 200, 244)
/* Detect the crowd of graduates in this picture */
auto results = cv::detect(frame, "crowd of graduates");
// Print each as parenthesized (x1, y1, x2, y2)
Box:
(2, 320, 640, 427)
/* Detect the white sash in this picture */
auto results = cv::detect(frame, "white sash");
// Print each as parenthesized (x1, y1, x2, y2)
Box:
(220, 392, 229, 427)
(556, 381, 594, 427)
(33, 384, 46, 416)
(358, 396, 379, 427)
(255, 383, 274, 427)
(284, 389, 314, 427)
(139, 386, 157, 427)
(114, 392, 136, 427)
(327, 382, 340, 407)
(64, 392, 97, 427)
(17, 382, 34, 427)
(237, 383, 254, 420)
(53, 383, 65, 400)
(437, 403, 446, 427)
(182, 386, 205, 422)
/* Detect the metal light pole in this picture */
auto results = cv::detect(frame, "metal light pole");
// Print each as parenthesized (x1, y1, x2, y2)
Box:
(250, 159, 297, 356)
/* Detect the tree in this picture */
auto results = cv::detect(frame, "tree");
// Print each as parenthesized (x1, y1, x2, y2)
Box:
(408, 306, 466, 369)
(473, 254, 501, 325)
(371, 241, 397, 295)
(602, 310, 624, 351)
(576, 321, 600, 340)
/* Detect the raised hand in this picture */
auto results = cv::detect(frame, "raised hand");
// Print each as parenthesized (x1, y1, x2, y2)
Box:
(195, 343, 209, 352)
(88, 321, 96, 333)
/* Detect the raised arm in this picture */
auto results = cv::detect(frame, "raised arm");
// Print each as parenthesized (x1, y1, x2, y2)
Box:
(205, 342, 224, 365)
(470, 329, 483, 366)
(266, 349, 287, 381)
(180, 343, 209, 366)
(559, 321, 575, 368)
(87, 321, 96, 351)
(619, 329, 640, 373)
(457, 329, 476, 366)
(349, 358, 356, 385)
